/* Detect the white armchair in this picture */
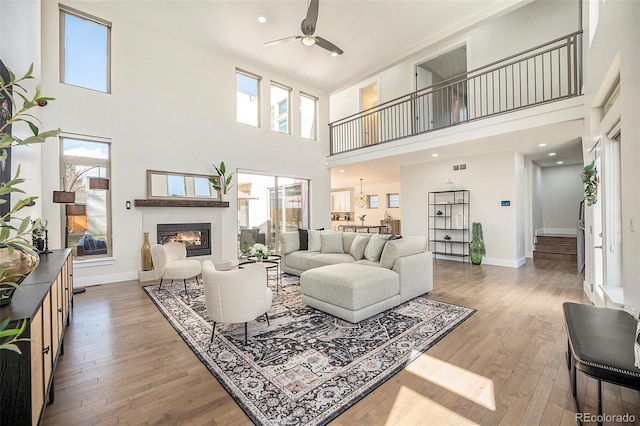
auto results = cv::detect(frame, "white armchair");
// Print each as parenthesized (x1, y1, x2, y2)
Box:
(201, 260, 272, 345)
(150, 242, 202, 292)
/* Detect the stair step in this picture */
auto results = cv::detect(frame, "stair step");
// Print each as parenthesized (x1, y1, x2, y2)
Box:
(534, 243, 577, 255)
(536, 235, 576, 246)
(533, 251, 577, 262)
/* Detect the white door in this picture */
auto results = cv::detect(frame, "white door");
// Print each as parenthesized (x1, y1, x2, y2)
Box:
(415, 67, 433, 133)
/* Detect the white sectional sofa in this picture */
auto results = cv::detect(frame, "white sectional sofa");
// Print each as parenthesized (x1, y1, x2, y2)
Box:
(280, 230, 433, 323)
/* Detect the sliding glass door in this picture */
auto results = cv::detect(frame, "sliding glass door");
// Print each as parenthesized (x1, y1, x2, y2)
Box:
(237, 172, 309, 255)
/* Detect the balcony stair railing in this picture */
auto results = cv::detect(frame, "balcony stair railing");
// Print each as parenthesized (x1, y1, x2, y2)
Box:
(329, 31, 583, 156)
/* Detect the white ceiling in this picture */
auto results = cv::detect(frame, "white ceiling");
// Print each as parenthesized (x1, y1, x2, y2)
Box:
(107, 0, 525, 92)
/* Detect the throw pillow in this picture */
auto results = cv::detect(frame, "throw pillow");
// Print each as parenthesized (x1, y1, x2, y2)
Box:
(388, 234, 403, 240)
(321, 232, 344, 254)
(280, 232, 300, 254)
(298, 229, 309, 250)
(379, 236, 427, 269)
(308, 229, 322, 252)
(349, 234, 370, 260)
(363, 234, 391, 262)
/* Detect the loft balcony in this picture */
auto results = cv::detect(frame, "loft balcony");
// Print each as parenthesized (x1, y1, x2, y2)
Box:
(329, 32, 583, 156)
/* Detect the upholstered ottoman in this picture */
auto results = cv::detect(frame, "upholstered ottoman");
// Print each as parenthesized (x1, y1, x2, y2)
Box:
(300, 263, 400, 323)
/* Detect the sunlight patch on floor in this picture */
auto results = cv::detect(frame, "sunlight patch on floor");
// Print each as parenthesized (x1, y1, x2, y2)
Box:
(385, 385, 479, 425)
(405, 351, 496, 411)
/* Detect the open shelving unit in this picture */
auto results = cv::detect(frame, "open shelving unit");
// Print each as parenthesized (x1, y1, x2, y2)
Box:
(428, 190, 470, 262)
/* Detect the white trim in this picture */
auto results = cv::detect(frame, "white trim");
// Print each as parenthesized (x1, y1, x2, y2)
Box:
(73, 257, 115, 268)
(540, 228, 577, 236)
(73, 271, 138, 287)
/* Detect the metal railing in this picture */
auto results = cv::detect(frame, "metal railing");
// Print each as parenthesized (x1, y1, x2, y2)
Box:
(329, 31, 582, 155)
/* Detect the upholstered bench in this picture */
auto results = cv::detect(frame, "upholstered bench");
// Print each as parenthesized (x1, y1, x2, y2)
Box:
(301, 263, 401, 323)
(563, 302, 640, 425)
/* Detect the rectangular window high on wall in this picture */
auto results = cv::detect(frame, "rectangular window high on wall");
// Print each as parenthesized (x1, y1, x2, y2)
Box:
(236, 69, 261, 126)
(60, 5, 111, 93)
(387, 193, 400, 208)
(60, 136, 112, 257)
(271, 82, 291, 134)
(300, 92, 317, 140)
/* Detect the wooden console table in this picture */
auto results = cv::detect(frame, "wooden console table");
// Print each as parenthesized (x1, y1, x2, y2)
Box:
(0, 249, 73, 425)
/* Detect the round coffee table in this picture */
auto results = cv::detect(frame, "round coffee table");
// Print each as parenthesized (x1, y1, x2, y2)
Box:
(238, 258, 281, 293)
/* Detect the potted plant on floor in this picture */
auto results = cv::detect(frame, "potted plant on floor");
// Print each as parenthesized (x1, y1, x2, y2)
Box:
(469, 222, 486, 265)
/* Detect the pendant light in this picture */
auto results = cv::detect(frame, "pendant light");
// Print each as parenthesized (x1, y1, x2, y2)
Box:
(354, 178, 366, 208)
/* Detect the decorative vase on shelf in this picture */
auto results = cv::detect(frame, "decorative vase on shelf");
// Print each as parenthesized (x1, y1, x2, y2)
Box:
(469, 222, 486, 265)
(445, 178, 455, 191)
(0, 243, 40, 306)
(141, 232, 153, 271)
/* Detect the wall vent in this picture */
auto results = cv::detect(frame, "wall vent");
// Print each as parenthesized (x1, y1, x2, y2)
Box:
(452, 163, 467, 171)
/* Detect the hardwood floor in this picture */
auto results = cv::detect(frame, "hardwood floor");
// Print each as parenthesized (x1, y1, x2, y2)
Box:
(42, 259, 639, 425)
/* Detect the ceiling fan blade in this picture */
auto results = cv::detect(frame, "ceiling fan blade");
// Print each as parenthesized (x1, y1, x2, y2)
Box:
(302, 0, 319, 34)
(264, 35, 301, 46)
(315, 36, 343, 55)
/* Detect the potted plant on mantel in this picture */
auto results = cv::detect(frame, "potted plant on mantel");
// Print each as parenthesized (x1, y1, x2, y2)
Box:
(208, 161, 235, 197)
(0, 63, 60, 351)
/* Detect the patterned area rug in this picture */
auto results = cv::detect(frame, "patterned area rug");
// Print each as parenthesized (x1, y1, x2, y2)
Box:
(143, 274, 474, 425)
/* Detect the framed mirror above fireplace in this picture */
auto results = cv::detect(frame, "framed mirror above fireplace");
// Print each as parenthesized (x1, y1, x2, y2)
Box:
(147, 170, 221, 200)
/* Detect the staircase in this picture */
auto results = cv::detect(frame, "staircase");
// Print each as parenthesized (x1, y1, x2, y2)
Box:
(533, 234, 577, 262)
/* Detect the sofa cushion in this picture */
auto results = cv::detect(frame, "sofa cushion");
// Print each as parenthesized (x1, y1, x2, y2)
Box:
(379, 236, 427, 269)
(298, 229, 309, 250)
(308, 229, 322, 252)
(321, 232, 344, 254)
(301, 264, 399, 311)
(280, 232, 300, 254)
(284, 250, 318, 271)
(350, 234, 371, 260)
(353, 259, 380, 267)
(364, 234, 391, 262)
(342, 232, 358, 254)
(308, 253, 355, 269)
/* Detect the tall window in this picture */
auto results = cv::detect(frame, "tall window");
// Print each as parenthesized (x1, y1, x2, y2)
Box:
(270, 82, 291, 134)
(61, 136, 111, 257)
(60, 5, 111, 93)
(300, 92, 317, 140)
(236, 69, 261, 126)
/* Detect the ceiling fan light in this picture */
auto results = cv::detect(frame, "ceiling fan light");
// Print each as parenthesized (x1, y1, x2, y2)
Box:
(301, 36, 316, 47)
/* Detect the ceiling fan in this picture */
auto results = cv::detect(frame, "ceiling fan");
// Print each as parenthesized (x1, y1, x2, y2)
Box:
(264, 0, 344, 56)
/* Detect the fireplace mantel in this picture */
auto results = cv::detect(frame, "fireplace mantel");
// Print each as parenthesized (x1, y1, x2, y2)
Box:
(134, 199, 229, 208)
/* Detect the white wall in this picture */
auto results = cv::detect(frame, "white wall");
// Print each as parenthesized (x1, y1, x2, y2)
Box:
(530, 161, 544, 234)
(34, 1, 331, 285)
(540, 164, 583, 234)
(402, 149, 524, 267)
(0, 0, 45, 226)
(582, 0, 640, 312)
(329, 0, 579, 122)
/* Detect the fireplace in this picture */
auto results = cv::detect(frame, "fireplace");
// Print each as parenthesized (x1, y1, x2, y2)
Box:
(157, 223, 211, 257)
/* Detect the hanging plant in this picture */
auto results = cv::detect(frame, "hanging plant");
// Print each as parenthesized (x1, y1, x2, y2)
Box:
(581, 161, 598, 206)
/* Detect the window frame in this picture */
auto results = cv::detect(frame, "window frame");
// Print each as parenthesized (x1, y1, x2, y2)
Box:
(60, 134, 112, 258)
(270, 81, 291, 134)
(387, 193, 400, 208)
(236, 68, 262, 127)
(59, 4, 112, 93)
(367, 195, 379, 209)
(300, 92, 318, 140)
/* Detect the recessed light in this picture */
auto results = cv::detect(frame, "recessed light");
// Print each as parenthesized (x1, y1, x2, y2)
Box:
(331, 52, 338, 57)
(538, 143, 547, 147)
(557, 161, 564, 164)
(432, 153, 438, 157)
(548, 152, 556, 156)
(258, 16, 266, 23)
(340, 169, 345, 173)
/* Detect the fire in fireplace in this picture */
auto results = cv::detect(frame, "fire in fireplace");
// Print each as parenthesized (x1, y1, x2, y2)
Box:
(157, 223, 211, 257)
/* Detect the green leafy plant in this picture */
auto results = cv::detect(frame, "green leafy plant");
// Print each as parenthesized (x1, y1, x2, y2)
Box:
(0, 63, 61, 350)
(581, 160, 598, 206)
(208, 161, 235, 195)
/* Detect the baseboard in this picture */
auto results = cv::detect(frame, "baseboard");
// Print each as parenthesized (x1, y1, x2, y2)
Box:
(433, 255, 524, 268)
(74, 271, 139, 287)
